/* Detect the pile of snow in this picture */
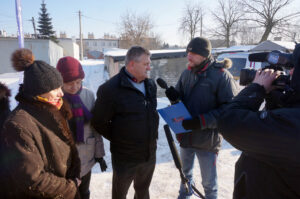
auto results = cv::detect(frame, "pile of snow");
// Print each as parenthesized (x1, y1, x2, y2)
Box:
(0, 59, 240, 199)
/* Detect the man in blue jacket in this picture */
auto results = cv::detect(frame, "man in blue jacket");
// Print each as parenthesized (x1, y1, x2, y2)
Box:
(165, 37, 238, 199)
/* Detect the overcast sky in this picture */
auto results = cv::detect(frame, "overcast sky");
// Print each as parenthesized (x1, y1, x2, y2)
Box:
(1, 0, 299, 46)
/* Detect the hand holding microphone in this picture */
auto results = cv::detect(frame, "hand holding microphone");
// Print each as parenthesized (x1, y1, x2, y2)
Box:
(156, 78, 181, 104)
(182, 117, 201, 130)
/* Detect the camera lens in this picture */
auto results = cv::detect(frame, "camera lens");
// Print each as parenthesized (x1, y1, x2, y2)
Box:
(240, 69, 257, 86)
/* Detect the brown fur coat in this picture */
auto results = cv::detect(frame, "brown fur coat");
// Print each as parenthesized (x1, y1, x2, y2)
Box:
(0, 92, 81, 199)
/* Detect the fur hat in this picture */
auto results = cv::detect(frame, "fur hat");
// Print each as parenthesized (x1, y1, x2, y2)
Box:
(186, 37, 212, 57)
(56, 56, 85, 83)
(11, 48, 63, 96)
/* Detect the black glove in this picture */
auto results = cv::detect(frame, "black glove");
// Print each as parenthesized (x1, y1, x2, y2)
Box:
(165, 86, 180, 102)
(182, 117, 201, 130)
(95, 157, 107, 172)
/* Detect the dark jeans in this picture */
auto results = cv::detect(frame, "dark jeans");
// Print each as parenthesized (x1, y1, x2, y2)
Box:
(79, 171, 92, 199)
(112, 154, 156, 199)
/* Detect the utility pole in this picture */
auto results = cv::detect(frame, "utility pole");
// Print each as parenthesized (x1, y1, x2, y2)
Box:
(79, 10, 83, 60)
(200, 12, 203, 37)
(29, 17, 37, 38)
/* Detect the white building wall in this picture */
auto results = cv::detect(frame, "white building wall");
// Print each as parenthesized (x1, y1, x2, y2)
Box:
(0, 38, 63, 74)
(48, 40, 63, 66)
(78, 38, 119, 56)
(58, 39, 80, 59)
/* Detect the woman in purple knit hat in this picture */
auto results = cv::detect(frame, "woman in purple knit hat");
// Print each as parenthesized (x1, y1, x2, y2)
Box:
(57, 56, 107, 199)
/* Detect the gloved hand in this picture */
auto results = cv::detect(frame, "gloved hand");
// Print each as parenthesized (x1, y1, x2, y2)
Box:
(176, 133, 183, 143)
(95, 157, 107, 172)
(182, 117, 201, 130)
(165, 86, 180, 103)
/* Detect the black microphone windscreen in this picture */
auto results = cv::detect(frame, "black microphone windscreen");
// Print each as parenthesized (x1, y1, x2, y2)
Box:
(156, 78, 168, 89)
(248, 52, 269, 62)
(164, 125, 183, 169)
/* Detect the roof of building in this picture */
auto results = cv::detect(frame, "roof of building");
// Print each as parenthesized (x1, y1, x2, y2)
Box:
(104, 48, 187, 62)
(250, 40, 296, 52)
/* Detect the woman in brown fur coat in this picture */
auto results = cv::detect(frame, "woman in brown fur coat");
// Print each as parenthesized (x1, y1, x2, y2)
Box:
(0, 49, 81, 199)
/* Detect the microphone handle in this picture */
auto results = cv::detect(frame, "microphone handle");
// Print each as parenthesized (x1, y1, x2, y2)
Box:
(163, 124, 182, 170)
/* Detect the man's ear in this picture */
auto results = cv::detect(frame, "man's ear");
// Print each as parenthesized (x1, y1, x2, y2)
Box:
(127, 60, 135, 69)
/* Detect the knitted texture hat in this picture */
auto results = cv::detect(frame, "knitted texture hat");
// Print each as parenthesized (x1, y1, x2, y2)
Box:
(11, 48, 63, 96)
(56, 56, 85, 83)
(186, 37, 212, 57)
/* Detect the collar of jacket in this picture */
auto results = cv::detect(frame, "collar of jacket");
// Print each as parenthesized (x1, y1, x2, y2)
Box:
(124, 67, 139, 83)
(188, 55, 214, 74)
(15, 90, 72, 121)
(119, 66, 150, 93)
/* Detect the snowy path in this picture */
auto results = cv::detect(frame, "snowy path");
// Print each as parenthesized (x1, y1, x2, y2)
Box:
(89, 98, 241, 199)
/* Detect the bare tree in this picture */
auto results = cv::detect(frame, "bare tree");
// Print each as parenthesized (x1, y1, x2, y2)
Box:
(118, 11, 161, 49)
(241, 0, 300, 42)
(238, 22, 262, 45)
(179, 2, 204, 41)
(211, 0, 243, 47)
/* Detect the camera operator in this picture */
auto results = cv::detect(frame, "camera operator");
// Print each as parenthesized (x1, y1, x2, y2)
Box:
(218, 44, 300, 199)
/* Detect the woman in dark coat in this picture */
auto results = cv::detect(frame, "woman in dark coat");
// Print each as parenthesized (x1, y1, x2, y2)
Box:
(0, 82, 11, 131)
(0, 49, 81, 199)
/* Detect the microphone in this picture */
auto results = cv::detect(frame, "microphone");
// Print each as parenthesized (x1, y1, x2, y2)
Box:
(163, 125, 205, 199)
(164, 125, 183, 170)
(156, 78, 169, 89)
(248, 52, 269, 62)
(156, 78, 180, 104)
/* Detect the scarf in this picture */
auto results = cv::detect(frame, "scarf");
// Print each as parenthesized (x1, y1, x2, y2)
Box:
(188, 55, 213, 74)
(63, 87, 93, 143)
(36, 96, 63, 110)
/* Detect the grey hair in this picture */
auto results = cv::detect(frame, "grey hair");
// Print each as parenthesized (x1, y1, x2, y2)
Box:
(125, 46, 151, 66)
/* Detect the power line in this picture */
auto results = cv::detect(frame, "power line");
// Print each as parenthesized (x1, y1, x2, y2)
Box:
(82, 15, 118, 25)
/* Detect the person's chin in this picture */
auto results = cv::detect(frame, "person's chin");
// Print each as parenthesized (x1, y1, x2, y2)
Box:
(68, 90, 77, 95)
(188, 63, 195, 68)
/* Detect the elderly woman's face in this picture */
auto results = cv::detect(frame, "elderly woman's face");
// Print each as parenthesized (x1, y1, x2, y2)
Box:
(40, 87, 64, 104)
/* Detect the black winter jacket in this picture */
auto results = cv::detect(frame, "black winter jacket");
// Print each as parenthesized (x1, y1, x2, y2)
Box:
(0, 83, 11, 131)
(91, 67, 159, 162)
(218, 83, 300, 199)
(176, 61, 238, 152)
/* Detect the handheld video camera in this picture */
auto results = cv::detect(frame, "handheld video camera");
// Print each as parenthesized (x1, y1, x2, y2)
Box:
(239, 51, 293, 89)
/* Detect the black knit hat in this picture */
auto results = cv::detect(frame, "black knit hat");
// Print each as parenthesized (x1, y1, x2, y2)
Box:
(11, 49, 63, 96)
(186, 37, 212, 57)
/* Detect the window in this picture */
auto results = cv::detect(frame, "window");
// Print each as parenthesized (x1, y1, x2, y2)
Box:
(109, 42, 111, 46)
(228, 58, 247, 78)
(94, 42, 97, 46)
(113, 42, 116, 47)
(85, 42, 89, 46)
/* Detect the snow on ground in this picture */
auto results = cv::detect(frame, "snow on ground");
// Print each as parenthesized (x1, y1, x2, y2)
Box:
(0, 59, 241, 199)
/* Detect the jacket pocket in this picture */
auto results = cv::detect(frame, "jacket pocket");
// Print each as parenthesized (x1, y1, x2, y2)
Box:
(77, 137, 96, 165)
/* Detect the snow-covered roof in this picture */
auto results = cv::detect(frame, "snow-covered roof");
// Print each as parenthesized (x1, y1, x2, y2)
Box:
(218, 45, 256, 53)
(272, 41, 296, 51)
(250, 40, 296, 52)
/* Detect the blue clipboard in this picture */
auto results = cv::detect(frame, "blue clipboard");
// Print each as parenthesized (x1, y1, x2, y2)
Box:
(158, 102, 192, 134)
